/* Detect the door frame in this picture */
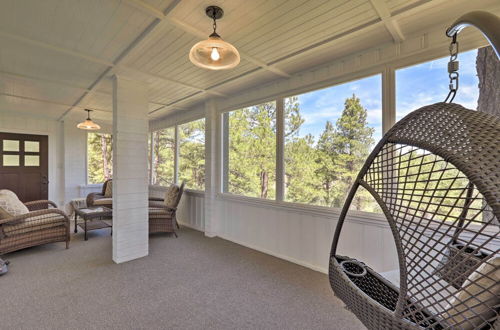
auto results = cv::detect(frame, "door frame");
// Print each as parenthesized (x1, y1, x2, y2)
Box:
(0, 126, 58, 203)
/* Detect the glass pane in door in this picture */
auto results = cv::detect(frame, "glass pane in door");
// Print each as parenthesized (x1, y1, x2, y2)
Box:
(3, 140, 19, 152)
(25, 141, 40, 152)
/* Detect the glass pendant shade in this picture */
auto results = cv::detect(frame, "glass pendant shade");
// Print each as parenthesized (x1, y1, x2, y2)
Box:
(77, 110, 101, 130)
(189, 34, 240, 70)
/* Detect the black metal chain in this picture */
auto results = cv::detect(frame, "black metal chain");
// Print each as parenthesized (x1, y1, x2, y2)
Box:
(444, 33, 459, 103)
(212, 15, 217, 34)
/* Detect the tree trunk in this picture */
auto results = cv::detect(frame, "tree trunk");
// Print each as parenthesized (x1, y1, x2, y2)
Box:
(100, 134, 110, 180)
(260, 171, 268, 198)
(476, 46, 499, 224)
(476, 46, 500, 117)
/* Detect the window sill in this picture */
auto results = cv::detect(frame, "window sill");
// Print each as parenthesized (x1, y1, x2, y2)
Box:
(216, 193, 388, 227)
(184, 189, 205, 197)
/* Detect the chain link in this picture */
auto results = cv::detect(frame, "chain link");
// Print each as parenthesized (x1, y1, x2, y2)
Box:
(444, 34, 459, 103)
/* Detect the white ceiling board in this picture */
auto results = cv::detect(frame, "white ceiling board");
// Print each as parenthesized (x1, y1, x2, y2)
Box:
(233, 0, 379, 63)
(0, 95, 68, 119)
(0, 0, 157, 63)
(0, 35, 108, 90)
(386, 0, 427, 14)
(0, 75, 83, 106)
(397, 0, 500, 38)
(274, 26, 392, 76)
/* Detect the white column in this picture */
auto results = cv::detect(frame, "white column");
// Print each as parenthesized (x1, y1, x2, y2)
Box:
(382, 67, 396, 133)
(275, 97, 285, 201)
(204, 98, 218, 237)
(112, 75, 149, 263)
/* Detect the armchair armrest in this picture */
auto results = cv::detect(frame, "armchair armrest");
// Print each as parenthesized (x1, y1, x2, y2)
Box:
(86, 193, 105, 207)
(0, 208, 70, 226)
(148, 201, 176, 212)
(24, 200, 58, 211)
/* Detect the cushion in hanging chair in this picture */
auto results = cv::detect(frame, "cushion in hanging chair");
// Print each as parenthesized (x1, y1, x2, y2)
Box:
(445, 256, 500, 329)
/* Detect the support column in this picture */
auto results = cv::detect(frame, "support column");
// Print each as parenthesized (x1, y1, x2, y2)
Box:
(112, 75, 149, 263)
(382, 67, 396, 133)
(204, 98, 218, 237)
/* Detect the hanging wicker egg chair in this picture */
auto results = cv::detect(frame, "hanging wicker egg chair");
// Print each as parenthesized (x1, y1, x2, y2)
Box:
(329, 102, 499, 329)
(328, 12, 500, 330)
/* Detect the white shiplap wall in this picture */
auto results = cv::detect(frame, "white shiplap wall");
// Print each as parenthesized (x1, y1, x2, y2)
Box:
(176, 191, 398, 274)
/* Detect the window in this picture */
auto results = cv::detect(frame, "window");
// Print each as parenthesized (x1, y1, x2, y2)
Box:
(396, 48, 480, 121)
(87, 133, 112, 184)
(223, 101, 276, 199)
(179, 119, 205, 190)
(284, 75, 382, 212)
(150, 127, 175, 185)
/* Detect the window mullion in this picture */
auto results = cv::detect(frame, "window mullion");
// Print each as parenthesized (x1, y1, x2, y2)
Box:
(276, 97, 285, 202)
(174, 125, 179, 184)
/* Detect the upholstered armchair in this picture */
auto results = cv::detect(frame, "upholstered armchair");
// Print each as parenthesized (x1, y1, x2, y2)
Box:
(0, 190, 70, 255)
(148, 182, 185, 237)
(86, 179, 112, 208)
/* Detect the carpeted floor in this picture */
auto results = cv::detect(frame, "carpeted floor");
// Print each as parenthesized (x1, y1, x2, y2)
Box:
(2, 226, 365, 330)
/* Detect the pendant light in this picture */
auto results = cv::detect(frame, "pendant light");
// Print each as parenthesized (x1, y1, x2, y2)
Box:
(189, 6, 240, 70)
(77, 109, 101, 130)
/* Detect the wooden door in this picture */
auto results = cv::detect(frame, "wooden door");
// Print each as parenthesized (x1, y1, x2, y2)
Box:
(0, 133, 49, 202)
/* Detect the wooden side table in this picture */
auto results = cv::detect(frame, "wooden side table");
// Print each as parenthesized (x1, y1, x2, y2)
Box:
(73, 206, 112, 241)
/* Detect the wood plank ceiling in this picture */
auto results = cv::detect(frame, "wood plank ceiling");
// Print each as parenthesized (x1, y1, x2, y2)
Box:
(0, 0, 498, 123)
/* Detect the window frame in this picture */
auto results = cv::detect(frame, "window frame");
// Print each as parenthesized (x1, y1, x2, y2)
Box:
(86, 131, 113, 185)
(149, 118, 205, 193)
(220, 72, 388, 213)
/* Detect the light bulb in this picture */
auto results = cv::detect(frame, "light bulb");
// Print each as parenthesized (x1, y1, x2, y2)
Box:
(210, 47, 220, 61)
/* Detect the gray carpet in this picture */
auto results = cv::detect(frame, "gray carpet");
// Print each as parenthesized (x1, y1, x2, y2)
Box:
(2, 226, 365, 330)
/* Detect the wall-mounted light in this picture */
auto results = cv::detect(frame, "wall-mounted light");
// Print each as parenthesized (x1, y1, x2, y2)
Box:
(77, 109, 101, 130)
(189, 6, 240, 70)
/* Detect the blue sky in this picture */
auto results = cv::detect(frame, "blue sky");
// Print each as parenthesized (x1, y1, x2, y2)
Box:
(289, 49, 479, 147)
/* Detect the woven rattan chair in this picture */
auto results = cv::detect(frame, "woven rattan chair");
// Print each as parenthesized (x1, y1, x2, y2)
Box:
(0, 199, 70, 254)
(86, 179, 112, 208)
(329, 103, 499, 330)
(148, 181, 185, 237)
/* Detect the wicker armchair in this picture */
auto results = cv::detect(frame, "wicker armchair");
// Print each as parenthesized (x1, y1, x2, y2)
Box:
(0, 199, 70, 255)
(148, 182, 185, 237)
(86, 179, 112, 208)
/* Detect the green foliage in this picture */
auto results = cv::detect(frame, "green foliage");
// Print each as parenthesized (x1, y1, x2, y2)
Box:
(227, 102, 276, 199)
(87, 133, 112, 184)
(151, 128, 175, 185)
(179, 119, 205, 190)
(285, 94, 377, 210)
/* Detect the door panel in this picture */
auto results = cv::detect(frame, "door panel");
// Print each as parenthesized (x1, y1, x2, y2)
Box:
(0, 133, 48, 202)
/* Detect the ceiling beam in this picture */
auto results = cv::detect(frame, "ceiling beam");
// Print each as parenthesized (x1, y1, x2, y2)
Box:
(369, 0, 405, 42)
(0, 69, 183, 110)
(115, 65, 227, 97)
(0, 92, 109, 112)
(58, 0, 184, 120)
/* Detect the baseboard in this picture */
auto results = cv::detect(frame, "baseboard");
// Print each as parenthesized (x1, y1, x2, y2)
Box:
(217, 233, 328, 275)
(178, 221, 204, 232)
(178, 222, 328, 274)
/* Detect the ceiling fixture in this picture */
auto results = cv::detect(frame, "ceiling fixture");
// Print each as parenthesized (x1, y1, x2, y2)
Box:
(189, 6, 240, 70)
(77, 109, 101, 130)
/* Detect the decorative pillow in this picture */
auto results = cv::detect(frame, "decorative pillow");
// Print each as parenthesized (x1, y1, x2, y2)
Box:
(446, 256, 500, 329)
(0, 194, 29, 220)
(164, 184, 180, 208)
(104, 180, 113, 197)
(0, 189, 18, 199)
